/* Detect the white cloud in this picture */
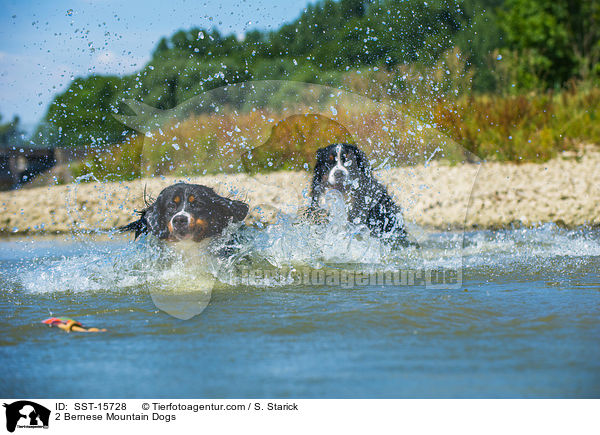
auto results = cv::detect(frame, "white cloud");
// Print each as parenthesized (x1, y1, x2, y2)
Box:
(90, 49, 146, 74)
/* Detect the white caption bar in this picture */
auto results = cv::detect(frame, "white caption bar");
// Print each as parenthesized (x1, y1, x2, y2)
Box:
(0, 399, 597, 435)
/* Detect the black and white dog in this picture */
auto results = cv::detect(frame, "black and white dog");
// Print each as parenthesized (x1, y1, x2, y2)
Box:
(310, 143, 410, 247)
(120, 182, 249, 242)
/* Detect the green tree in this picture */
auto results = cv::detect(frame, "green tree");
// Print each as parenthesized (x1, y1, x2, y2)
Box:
(0, 114, 25, 149)
(341, 0, 366, 19)
(36, 0, 502, 149)
(36, 75, 131, 148)
(499, 0, 600, 87)
(454, 0, 505, 91)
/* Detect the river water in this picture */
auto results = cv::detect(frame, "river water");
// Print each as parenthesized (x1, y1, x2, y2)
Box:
(1, 223, 599, 398)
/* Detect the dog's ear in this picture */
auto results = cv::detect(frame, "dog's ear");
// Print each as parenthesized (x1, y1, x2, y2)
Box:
(119, 201, 164, 239)
(314, 147, 327, 168)
(222, 197, 249, 223)
(351, 144, 372, 177)
(119, 217, 146, 239)
(206, 189, 249, 223)
(143, 202, 165, 237)
(119, 208, 149, 239)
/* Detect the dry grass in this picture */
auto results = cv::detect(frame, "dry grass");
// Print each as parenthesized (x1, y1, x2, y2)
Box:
(433, 85, 600, 161)
(69, 72, 600, 181)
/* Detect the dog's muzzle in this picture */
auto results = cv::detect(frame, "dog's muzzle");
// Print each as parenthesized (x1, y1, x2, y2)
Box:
(171, 214, 190, 230)
(328, 167, 348, 186)
(168, 211, 193, 239)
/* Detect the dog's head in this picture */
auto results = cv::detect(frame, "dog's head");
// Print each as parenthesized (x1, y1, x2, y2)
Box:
(314, 143, 371, 194)
(128, 183, 248, 242)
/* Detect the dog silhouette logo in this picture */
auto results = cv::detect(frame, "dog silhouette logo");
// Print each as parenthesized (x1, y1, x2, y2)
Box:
(3, 401, 50, 432)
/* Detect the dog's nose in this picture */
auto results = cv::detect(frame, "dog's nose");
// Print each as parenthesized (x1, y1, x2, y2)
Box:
(172, 214, 189, 229)
(332, 169, 345, 183)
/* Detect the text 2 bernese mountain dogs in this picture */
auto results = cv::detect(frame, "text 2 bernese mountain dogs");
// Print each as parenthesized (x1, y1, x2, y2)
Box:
(121, 183, 249, 242)
(310, 143, 411, 247)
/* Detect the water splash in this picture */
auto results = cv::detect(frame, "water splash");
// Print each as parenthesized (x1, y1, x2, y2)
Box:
(11, 221, 600, 299)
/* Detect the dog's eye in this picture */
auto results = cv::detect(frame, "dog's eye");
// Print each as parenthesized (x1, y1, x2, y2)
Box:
(188, 195, 195, 203)
(173, 196, 180, 204)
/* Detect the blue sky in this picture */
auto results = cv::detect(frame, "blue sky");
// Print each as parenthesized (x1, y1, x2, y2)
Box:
(0, 0, 311, 130)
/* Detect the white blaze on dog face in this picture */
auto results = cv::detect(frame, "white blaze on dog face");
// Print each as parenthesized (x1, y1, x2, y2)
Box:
(162, 189, 193, 240)
(169, 211, 193, 240)
(169, 195, 193, 240)
(327, 144, 350, 185)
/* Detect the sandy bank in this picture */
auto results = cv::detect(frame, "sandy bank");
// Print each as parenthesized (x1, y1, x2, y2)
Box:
(1, 150, 599, 235)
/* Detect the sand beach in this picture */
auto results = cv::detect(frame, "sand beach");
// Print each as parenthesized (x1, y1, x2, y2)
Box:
(1, 148, 598, 235)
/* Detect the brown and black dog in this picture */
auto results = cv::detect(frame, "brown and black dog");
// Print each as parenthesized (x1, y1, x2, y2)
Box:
(121, 183, 248, 242)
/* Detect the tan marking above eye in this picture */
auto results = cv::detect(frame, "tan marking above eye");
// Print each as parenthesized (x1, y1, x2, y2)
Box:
(173, 196, 180, 204)
(329, 155, 335, 161)
(188, 195, 195, 203)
